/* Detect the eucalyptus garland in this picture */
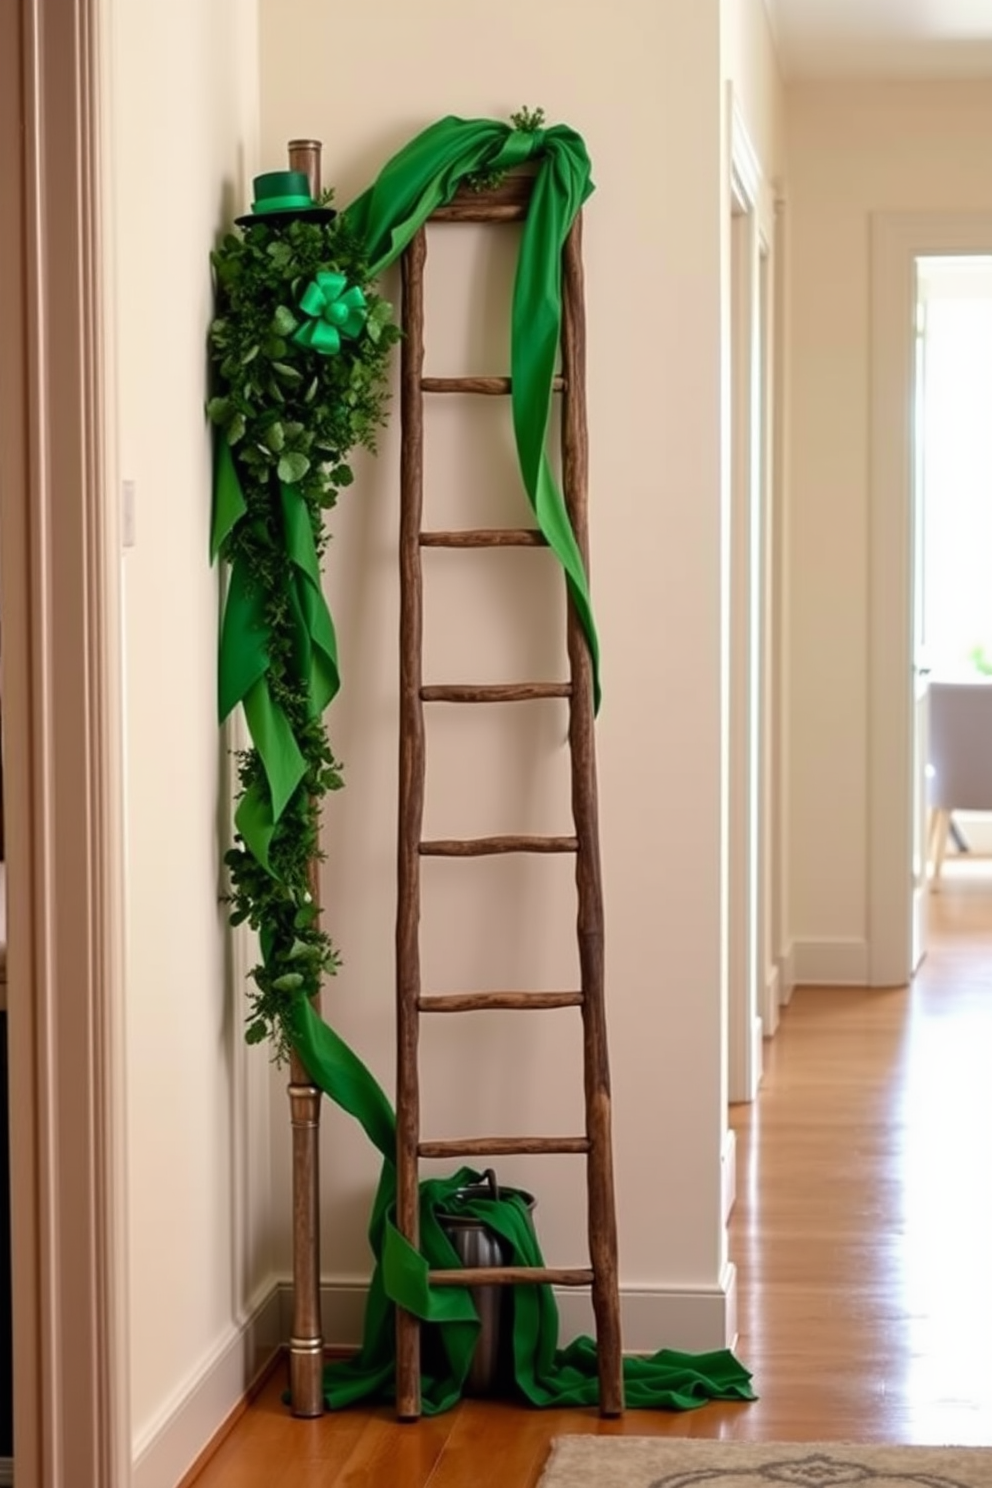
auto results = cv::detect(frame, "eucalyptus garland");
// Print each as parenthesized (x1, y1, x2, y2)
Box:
(209, 209, 399, 1058)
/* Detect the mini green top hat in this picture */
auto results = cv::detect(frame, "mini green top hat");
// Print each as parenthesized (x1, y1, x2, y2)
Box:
(235, 170, 336, 228)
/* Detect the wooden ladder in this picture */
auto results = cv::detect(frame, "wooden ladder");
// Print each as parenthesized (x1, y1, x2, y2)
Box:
(395, 173, 623, 1421)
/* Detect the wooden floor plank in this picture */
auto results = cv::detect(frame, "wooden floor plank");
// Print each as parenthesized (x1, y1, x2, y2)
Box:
(184, 858, 992, 1484)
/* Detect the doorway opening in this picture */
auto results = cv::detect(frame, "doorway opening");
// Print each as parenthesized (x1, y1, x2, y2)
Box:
(914, 256, 992, 940)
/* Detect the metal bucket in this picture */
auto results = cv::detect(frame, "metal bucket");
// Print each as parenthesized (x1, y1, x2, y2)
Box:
(437, 1169, 536, 1396)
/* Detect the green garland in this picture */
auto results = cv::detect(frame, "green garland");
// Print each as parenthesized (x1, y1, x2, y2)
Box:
(209, 118, 755, 1419)
(208, 209, 399, 1058)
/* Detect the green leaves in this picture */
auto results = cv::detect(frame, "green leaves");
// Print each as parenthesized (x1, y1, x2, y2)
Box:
(210, 214, 397, 1059)
(510, 103, 546, 133)
(278, 451, 310, 483)
(271, 361, 303, 384)
(271, 972, 305, 993)
(365, 299, 393, 345)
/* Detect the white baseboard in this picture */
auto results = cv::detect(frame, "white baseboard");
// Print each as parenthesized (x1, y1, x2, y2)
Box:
(131, 1283, 282, 1488)
(556, 1270, 738, 1355)
(753, 1014, 764, 1090)
(280, 1277, 371, 1350)
(308, 1265, 739, 1360)
(722, 1126, 737, 1223)
(763, 965, 781, 1038)
(778, 944, 795, 1004)
(792, 937, 869, 987)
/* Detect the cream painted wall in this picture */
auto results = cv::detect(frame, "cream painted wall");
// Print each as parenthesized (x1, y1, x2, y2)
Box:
(785, 82, 992, 973)
(257, 0, 783, 1351)
(110, 0, 272, 1469)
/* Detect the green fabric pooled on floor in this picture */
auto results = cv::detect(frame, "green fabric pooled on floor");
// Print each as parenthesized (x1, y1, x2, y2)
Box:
(287, 998, 756, 1414)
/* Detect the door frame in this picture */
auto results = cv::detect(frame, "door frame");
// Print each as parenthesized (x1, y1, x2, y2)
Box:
(0, 0, 129, 1482)
(727, 87, 775, 1104)
(869, 212, 992, 986)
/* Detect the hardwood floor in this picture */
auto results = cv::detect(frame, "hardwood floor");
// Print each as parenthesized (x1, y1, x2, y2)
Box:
(185, 859, 992, 1486)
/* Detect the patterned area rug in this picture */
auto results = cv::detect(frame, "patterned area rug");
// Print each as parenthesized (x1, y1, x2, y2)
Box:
(537, 1439, 992, 1488)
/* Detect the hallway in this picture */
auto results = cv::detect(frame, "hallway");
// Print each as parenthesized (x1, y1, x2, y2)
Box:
(731, 856, 992, 1443)
(183, 865, 992, 1485)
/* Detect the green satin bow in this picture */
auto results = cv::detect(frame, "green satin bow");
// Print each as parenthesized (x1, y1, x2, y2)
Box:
(293, 271, 368, 355)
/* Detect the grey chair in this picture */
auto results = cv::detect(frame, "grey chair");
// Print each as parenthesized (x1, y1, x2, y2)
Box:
(927, 680, 992, 885)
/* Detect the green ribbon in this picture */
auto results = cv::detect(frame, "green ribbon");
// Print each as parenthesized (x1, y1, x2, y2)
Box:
(213, 119, 753, 1412)
(293, 271, 368, 356)
(287, 996, 756, 1413)
(212, 439, 339, 870)
(252, 192, 317, 214)
(341, 114, 602, 711)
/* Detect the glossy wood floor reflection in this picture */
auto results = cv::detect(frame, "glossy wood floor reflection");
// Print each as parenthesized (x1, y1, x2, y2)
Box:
(185, 860, 992, 1487)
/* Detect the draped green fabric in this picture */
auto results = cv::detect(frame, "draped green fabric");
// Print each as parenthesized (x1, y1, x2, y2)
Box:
(288, 997, 756, 1414)
(341, 114, 602, 711)
(215, 115, 755, 1416)
(213, 442, 339, 869)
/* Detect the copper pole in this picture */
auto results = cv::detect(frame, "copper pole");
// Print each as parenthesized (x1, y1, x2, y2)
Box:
(286, 133, 326, 1417)
(288, 139, 323, 201)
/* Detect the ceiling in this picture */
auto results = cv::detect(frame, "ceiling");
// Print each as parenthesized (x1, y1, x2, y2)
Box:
(766, 0, 992, 78)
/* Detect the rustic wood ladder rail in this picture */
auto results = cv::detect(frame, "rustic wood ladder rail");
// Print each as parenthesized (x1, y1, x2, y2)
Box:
(395, 172, 623, 1420)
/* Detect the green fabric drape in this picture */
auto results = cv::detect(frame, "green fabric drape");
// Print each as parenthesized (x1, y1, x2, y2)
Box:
(289, 997, 755, 1414)
(213, 441, 339, 870)
(214, 114, 755, 1416)
(341, 113, 602, 711)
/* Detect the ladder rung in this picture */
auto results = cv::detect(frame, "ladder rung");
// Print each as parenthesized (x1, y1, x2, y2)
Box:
(431, 175, 536, 223)
(421, 376, 565, 395)
(420, 528, 547, 549)
(420, 835, 578, 857)
(419, 992, 583, 1013)
(418, 1136, 590, 1158)
(432, 202, 528, 223)
(421, 683, 572, 704)
(429, 1266, 594, 1288)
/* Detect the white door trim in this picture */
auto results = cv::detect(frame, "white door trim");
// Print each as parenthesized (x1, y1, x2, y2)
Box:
(727, 86, 765, 1103)
(869, 212, 992, 986)
(770, 187, 792, 1006)
(0, 0, 130, 1482)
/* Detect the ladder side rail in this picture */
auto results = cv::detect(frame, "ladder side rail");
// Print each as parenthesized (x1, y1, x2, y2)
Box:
(287, 1041, 324, 1415)
(560, 210, 624, 1417)
(286, 846, 328, 1414)
(395, 224, 429, 1421)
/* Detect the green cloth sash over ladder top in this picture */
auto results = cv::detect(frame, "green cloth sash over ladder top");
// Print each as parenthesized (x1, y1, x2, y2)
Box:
(216, 113, 755, 1414)
(341, 113, 603, 710)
